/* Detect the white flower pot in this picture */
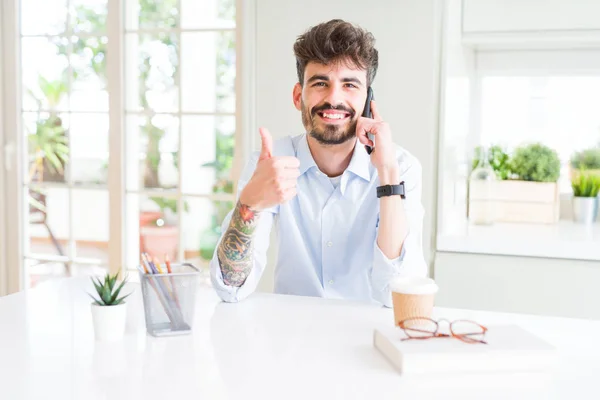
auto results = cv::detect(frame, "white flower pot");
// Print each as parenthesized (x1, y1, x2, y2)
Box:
(572, 196, 599, 224)
(91, 302, 127, 341)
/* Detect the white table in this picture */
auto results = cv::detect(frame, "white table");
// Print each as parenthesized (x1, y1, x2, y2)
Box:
(0, 277, 598, 400)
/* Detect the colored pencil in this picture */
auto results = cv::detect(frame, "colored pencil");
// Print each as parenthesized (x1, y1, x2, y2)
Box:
(165, 254, 172, 273)
(153, 256, 164, 274)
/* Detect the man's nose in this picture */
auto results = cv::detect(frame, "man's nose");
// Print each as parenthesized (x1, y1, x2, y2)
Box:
(322, 83, 345, 107)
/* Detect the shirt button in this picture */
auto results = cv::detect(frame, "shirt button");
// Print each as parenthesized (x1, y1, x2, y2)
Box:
(328, 280, 334, 285)
(327, 241, 333, 247)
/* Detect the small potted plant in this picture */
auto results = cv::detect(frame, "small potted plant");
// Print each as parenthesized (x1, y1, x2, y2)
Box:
(89, 272, 130, 341)
(571, 170, 600, 224)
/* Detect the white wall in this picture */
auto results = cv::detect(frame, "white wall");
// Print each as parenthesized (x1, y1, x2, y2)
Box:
(248, 0, 444, 292)
(435, 252, 600, 320)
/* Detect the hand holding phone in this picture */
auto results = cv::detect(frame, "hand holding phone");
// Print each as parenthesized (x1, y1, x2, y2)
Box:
(363, 87, 375, 154)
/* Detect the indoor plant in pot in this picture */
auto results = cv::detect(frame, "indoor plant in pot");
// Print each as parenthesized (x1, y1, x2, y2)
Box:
(503, 143, 561, 223)
(469, 143, 562, 224)
(571, 170, 600, 224)
(89, 272, 130, 341)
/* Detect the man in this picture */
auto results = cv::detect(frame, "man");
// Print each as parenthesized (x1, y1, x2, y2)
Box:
(209, 19, 427, 307)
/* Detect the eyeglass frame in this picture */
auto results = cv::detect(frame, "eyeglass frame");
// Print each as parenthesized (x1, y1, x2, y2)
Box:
(398, 317, 488, 345)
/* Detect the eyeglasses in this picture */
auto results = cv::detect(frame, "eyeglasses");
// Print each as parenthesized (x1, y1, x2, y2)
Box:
(398, 317, 488, 344)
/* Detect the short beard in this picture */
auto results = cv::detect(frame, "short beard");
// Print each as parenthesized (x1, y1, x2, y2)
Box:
(301, 100, 357, 146)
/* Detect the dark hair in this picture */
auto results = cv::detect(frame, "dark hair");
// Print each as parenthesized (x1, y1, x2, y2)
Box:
(293, 19, 379, 87)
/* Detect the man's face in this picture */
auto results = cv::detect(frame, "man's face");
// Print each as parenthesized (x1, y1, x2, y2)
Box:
(293, 61, 368, 146)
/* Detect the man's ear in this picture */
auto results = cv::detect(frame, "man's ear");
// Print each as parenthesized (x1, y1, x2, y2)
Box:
(292, 83, 302, 111)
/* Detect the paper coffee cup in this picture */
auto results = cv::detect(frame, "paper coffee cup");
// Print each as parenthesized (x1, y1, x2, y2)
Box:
(390, 276, 439, 327)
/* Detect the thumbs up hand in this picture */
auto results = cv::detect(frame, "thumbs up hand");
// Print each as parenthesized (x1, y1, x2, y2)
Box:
(259, 127, 273, 160)
(239, 128, 300, 211)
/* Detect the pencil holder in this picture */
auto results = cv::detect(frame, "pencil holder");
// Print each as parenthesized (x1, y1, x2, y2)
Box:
(139, 263, 200, 337)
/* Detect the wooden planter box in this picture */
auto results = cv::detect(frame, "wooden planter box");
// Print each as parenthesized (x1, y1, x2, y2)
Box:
(469, 180, 560, 224)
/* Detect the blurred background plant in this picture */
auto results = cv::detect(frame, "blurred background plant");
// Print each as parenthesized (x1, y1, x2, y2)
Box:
(472, 145, 512, 180)
(570, 147, 600, 176)
(510, 143, 561, 182)
(27, 74, 70, 184)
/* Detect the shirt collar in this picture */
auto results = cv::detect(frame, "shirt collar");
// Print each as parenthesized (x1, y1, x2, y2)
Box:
(345, 139, 372, 182)
(297, 134, 371, 181)
(297, 134, 318, 176)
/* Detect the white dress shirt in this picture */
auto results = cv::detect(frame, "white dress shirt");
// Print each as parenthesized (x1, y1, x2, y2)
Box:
(209, 133, 427, 307)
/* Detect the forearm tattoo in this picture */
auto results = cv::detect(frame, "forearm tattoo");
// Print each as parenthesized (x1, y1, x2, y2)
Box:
(217, 201, 261, 286)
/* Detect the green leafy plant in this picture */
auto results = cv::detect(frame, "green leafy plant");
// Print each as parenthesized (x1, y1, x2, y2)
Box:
(510, 143, 561, 182)
(472, 145, 512, 180)
(28, 115, 70, 180)
(570, 147, 600, 170)
(148, 197, 189, 215)
(26, 74, 70, 183)
(572, 170, 600, 197)
(89, 272, 130, 306)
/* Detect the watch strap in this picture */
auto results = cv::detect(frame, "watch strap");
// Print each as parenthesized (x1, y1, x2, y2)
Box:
(376, 182, 406, 199)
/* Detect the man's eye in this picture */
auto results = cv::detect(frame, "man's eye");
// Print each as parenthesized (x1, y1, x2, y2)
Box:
(345, 83, 358, 88)
(313, 82, 326, 87)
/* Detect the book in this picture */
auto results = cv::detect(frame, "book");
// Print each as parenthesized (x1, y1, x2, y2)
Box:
(373, 324, 557, 374)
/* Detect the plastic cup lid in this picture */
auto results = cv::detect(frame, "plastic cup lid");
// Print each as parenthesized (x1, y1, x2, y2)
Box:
(390, 276, 439, 295)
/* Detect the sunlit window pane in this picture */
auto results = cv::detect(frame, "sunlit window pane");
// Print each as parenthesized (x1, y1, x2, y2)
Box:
(70, 113, 108, 185)
(181, 31, 235, 113)
(70, 0, 108, 34)
(180, 0, 235, 29)
(24, 112, 70, 184)
(125, 0, 179, 30)
(70, 36, 108, 111)
(481, 76, 600, 192)
(125, 114, 180, 190)
(72, 189, 109, 263)
(25, 186, 70, 258)
(125, 33, 179, 113)
(184, 198, 233, 265)
(181, 116, 235, 195)
(21, 37, 70, 112)
(21, 0, 67, 36)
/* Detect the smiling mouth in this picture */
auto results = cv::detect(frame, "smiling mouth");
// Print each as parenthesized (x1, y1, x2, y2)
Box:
(316, 110, 351, 123)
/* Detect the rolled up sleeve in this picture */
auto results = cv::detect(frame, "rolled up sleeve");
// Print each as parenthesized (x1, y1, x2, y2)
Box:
(369, 157, 428, 308)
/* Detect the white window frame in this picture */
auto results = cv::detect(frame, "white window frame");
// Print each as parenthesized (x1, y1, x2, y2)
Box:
(0, 0, 7, 296)
(0, 0, 255, 294)
(1, 0, 23, 295)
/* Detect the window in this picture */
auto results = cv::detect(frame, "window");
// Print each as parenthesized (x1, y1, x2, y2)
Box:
(122, 0, 236, 272)
(9, 0, 238, 289)
(479, 68, 600, 193)
(436, 43, 600, 258)
(20, 0, 110, 287)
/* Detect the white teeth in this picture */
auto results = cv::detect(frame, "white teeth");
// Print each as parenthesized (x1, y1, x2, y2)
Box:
(322, 113, 346, 119)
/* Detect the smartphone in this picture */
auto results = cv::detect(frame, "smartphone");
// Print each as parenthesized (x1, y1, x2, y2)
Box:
(363, 86, 375, 154)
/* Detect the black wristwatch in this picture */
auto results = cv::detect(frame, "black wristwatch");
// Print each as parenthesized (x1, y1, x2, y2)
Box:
(376, 181, 406, 199)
